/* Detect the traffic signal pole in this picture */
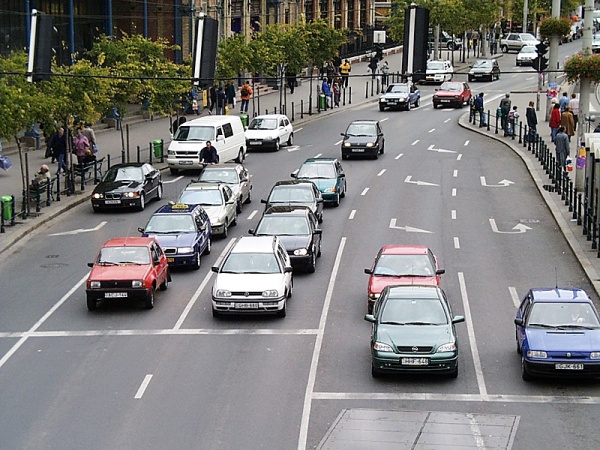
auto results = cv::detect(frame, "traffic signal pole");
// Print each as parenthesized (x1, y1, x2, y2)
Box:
(546, 0, 561, 121)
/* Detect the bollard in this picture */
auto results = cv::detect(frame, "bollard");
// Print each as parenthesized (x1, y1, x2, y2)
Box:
(365, 82, 369, 99)
(81, 167, 85, 191)
(300, 100, 304, 119)
(56, 174, 61, 201)
(10, 195, 15, 225)
(349, 86, 352, 105)
(121, 149, 126, 164)
(291, 102, 295, 122)
(370, 80, 374, 97)
(577, 193, 583, 224)
(107, 153, 111, 170)
(518, 123, 523, 145)
(137, 145, 141, 163)
(149, 142, 153, 164)
(161, 139, 165, 163)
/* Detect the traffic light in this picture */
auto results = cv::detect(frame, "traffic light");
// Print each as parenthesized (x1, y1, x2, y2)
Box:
(26, 10, 53, 82)
(533, 42, 549, 72)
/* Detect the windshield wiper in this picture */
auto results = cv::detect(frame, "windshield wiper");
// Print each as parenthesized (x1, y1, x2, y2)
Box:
(527, 323, 558, 329)
(555, 324, 599, 330)
(98, 261, 118, 266)
(119, 261, 143, 265)
(403, 321, 436, 325)
(379, 321, 406, 325)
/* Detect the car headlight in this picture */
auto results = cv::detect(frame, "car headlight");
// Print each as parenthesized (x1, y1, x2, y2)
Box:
(124, 192, 140, 198)
(373, 341, 394, 352)
(262, 290, 279, 297)
(92, 193, 104, 199)
(294, 248, 308, 256)
(323, 187, 335, 193)
(178, 247, 194, 254)
(215, 289, 232, 297)
(343, 142, 351, 147)
(132, 280, 143, 288)
(468, 70, 474, 75)
(437, 342, 457, 353)
(90, 281, 101, 289)
(366, 143, 374, 147)
(453, 95, 459, 99)
(590, 352, 600, 359)
(527, 350, 547, 358)
(368, 292, 380, 300)
(168, 150, 175, 156)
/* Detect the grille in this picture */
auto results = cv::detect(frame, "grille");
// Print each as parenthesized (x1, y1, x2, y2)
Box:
(231, 291, 263, 296)
(105, 193, 122, 200)
(101, 280, 132, 289)
(396, 346, 434, 353)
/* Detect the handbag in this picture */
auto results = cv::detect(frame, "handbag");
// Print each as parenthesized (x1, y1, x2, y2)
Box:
(92, 144, 99, 153)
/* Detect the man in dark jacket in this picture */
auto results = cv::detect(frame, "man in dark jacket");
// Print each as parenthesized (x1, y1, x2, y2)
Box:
(525, 100, 538, 142)
(50, 127, 68, 174)
(216, 87, 227, 115)
(499, 93, 511, 133)
(208, 85, 217, 114)
(473, 93, 485, 126)
(198, 141, 219, 165)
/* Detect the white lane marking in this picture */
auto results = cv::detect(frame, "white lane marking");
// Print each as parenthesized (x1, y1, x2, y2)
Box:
(404, 175, 439, 187)
(49, 221, 107, 236)
(481, 177, 514, 187)
(173, 238, 236, 330)
(134, 374, 153, 399)
(314, 153, 322, 158)
(287, 146, 300, 152)
(335, 139, 343, 146)
(3, 329, 320, 338)
(444, 118, 451, 123)
(247, 210, 258, 220)
(162, 176, 185, 184)
(511, 73, 518, 78)
(457, 154, 463, 160)
(298, 238, 346, 450)
(428, 128, 435, 133)
(453, 169, 458, 177)
(428, 144, 456, 153)
(377, 169, 386, 177)
(454, 237, 460, 249)
(466, 413, 486, 449)
(0, 274, 88, 372)
(509, 287, 520, 308)
(452, 210, 457, 220)
(452, 188, 457, 196)
(464, 140, 470, 146)
(380, 117, 389, 122)
(360, 188, 369, 196)
(295, 127, 303, 132)
(458, 272, 488, 396)
(349, 210, 356, 220)
(395, 153, 404, 160)
(525, 76, 535, 81)
(389, 218, 433, 233)
(412, 140, 420, 145)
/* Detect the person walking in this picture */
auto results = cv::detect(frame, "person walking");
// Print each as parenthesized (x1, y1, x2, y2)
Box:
(473, 93, 485, 127)
(286, 72, 297, 94)
(525, 100, 538, 142)
(240, 81, 252, 114)
(208, 85, 217, 115)
(559, 91, 570, 113)
(561, 106, 576, 141)
(49, 127, 68, 174)
(554, 126, 570, 172)
(380, 60, 390, 86)
(499, 93, 511, 134)
(368, 56, 378, 80)
(216, 86, 227, 115)
(81, 122, 97, 153)
(321, 78, 332, 109)
(506, 106, 519, 137)
(339, 59, 351, 88)
(72, 128, 90, 164)
(550, 103, 562, 142)
(225, 82, 236, 110)
(570, 93, 580, 131)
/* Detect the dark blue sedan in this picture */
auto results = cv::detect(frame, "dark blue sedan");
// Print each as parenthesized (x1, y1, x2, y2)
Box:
(514, 288, 600, 381)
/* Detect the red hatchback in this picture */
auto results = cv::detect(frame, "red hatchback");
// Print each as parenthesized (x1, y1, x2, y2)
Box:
(86, 237, 171, 310)
(432, 81, 472, 109)
(364, 245, 445, 313)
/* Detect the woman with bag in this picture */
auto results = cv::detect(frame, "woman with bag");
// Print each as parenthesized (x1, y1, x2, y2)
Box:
(73, 128, 90, 164)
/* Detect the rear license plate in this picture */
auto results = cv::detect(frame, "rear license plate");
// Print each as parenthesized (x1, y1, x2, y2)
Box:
(179, 161, 193, 165)
(105, 292, 127, 298)
(236, 303, 259, 309)
(556, 363, 583, 370)
(167, 257, 174, 263)
(352, 149, 365, 152)
(402, 357, 429, 366)
(104, 200, 121, 205)
(250, 141, 262, 145)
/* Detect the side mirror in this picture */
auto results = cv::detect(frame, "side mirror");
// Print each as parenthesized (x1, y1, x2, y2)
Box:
(261, 199, 267, 204)
(436, 269, 445, 275)
(364, 314, 376, 323)
(248, 228, 255, 235)
(216, 135, 225, 141)
(137, 227, 145, 234)
(340, 132, 346, 137)
(364, 268, 373, 274)
(284, 266, 293, 273)
(317, 198, 324, 203)
(452, 315, 465, 324)
(211, 266, 219, 273)
(87, 262, 94, 268)
(314, 229, 322, 235)
(290, 172, 297, 178)
(514, 318, 524, 326)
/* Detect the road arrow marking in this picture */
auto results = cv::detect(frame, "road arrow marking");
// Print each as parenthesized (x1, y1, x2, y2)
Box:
(480, 177, 515, 187)
(404, 175, 439, 187)
(389, 218, 433, 233)
(489, 218, 532, 234)
(49, 221, 107, 236)
(427, 144, 456, 153)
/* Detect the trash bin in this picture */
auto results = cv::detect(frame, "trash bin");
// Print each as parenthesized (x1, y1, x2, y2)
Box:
(153, 140, 163, 158)
(1, 195, 12, 221)
(319, 94, 326, 110)
(24, 126, 41, 150)
(240, 114, 249, 128)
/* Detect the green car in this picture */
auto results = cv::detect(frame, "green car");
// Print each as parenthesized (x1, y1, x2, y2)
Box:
(364, 285, 465, 378)
(291, 157, 346, 207)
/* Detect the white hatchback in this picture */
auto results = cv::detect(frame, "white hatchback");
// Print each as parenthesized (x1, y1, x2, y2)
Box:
(245, 114, 294, 152)
(425, 60, 453, 84)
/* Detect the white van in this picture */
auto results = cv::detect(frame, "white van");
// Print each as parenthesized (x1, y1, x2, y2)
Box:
(167, 115, 247, 174)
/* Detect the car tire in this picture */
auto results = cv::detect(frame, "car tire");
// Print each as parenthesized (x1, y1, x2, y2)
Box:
(307, 251, 317, 273)
(192, 251, 201, 270)
(318, 214, 323, 224)
(86, 296, 97, 311)
(203, 238, 211, 255)
(138, 193, 145, 211)
(160, 272, 169, 290)
(333, 194, 340, 208)
(433, 103, 438, 109)
(340, 183, 346, 198)
(317, 240, 322, 257)
(274, 139, 280, 152)
(406, 100, 411, 111)
(521, 356, 533, 381)
(144, 289, 154, 310)
(235, 149, 244, 163)
(415, 97, 420, 107)
(236, 198, 243, 214)
(287, 279, 293, 298)
(277, 301, 287, 318)
(448, 365, 459, 379)
(169, 168, 179, 175)
(501, 44, 508, 53)
(379, 105, 385, 112)
(380, 142, 385, 154)
(371, 364, 382, 378)
(231, 212, 237, 226)
(287, 133, 294, 146)
(156, 183, 163, 201)
(222, 221, 228, 238)
(245, 188, 252, 204)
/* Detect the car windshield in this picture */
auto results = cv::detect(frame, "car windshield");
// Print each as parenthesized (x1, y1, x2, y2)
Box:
(521, 34, 537, 42)
(248, 118, 278, 130)
(346, 123, 377, 136)
(178, 189, 223, 206)
(297, 163, 336, 179)
(473, 60, 492, 68)
(380, 298, 448, 325)
(373, 254, 435, 277)
(145, 214, 196, 233)
(98, 246, 150, 265)
(269, 186, 315, 203)
(198, 168, 238, 184)
(386, 84, 409, 94)
(256, 216, 310, 235)
(440, 82, 463, 91)
(174, 125, 214, 142)
(221, 252, 281, 274)
(427, 61, 446, 70)
(528, 302, 600, 327)
(103, 166, 143, 182)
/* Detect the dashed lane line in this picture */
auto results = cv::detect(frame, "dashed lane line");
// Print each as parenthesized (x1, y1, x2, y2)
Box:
(134, 374, 153, 399)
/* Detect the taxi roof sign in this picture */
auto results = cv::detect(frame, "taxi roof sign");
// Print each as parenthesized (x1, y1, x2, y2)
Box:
(171, 203, 190, 210)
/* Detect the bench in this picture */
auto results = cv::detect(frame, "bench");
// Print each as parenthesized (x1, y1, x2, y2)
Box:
(73, 157, 105, 187)
(29, 176, 57, 210)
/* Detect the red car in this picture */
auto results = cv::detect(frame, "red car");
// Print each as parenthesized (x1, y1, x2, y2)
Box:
(86, 237, 170, 310)
(364, 245, 445, 313)
(432, 81, 472, 109)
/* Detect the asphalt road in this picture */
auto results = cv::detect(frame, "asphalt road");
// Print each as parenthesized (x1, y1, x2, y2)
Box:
(1, 41, 600, 450)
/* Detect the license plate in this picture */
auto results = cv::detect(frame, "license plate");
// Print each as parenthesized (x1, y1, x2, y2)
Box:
(167, 257, 174, 263)
(402, 357, 429, 366)
(352, 149, 365, 152)
(387, 100, 397, 104)
(441, 99, 450, 102)
(179, 161, 193, 165)
(104, 199, 121, 205)
(105, 292, 127, 298)
(235, 302, 259, 309)
(250, 141, 262, 145)
(556, 363, 584, 370)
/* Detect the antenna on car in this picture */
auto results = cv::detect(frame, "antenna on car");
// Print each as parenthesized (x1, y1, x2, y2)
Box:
(555, 267, 558, 289)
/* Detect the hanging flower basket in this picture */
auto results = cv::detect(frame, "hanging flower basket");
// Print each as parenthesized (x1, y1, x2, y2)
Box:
(538, 17, 572, 39)
(564, 53, 600, 84)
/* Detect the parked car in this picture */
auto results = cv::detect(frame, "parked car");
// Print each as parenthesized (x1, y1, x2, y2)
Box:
(468, 59, 501, 82)
(261, 180, 324, 223)
(500, 32, 540, 53)
(196, 163, 252, 213)
(365, 285, 465, 378)
(364, 245, 445, 314)
(291, 157, 346, 207)
(177, 182, 237, 237)
(138, 203, 211, 270)
(432, 81, 472, 109)
(245, 114, 294, 151)
(515, 287, 600, 381)
(341, 119, 385, 160)
(86, 237, 170, 310)
(249, 206, 322, 272)
(91, 162, 162, 212)
(425, 60, 453, 84)
(593, 33, 600, 53)
(378, 83, 420, 111)
(211, 236, 293, 317)
(516, 46, 537, 66)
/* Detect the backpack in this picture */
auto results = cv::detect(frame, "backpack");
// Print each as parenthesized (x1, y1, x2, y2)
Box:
(241, 86, 249, 96)
(508, 110, 515, 121)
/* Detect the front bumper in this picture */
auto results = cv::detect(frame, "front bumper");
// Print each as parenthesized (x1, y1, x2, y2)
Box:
(321, 191, 339, 203)
(167, 157, 204, 170)
(246, 139, 277, 150)
(433, 97, 461, 107)
(212, 296, 286, 314)
(91, 197, 141, 209)
(165, 253, 197, 267)
(342, 146, 378, 157)
(379, 100, 408, 109)
(523, 358, 600, 378)
(86, 287, 150, 301)
(372, 351, 458, 374)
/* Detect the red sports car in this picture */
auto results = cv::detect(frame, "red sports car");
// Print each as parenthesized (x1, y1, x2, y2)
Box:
(432, 81, 472, 109)
(364, 245, 445, 313)
(86, 237, 170, 310)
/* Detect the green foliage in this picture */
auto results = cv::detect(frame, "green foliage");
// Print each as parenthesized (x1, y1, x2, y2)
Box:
(564, 53, 600, 84)
(539, 17, 572, 39)
(217, 34, 251, 81)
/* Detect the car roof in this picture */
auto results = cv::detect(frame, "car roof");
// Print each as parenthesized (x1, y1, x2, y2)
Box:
(185, 116, 241, 126)
(301, 157, 337, 164)
(385, 285, 442, 299)
(529, 288, 592, 303)
(201, 163, 242, 170)
(184, 181, 223, 191)
(252, 114, 289, 120)
(152, 203, 200, 215)
(230, 236, 278, 253)
(273, 180, 315, 188)
(264, 205, 311, 216)
(103, 237, 155, 247)
(380, 244, 430, 256)
(109, 163, 146, 169)
(348, 119, 379, 125)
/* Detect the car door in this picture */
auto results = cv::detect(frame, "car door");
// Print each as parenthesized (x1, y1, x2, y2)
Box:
(376, 122, 385, 150)
(142, 164, 157, 197)
(516, 294, 533, 350)
(276, 243, 292, 288)
(335, 161, 345, 193)
(312, 184, 324, 219)
(222, 185, 236, 223)
(308, 210, 321, 253)
(237, 166, 249, 202)
(194, 208, 209, 251)
(151, 243, 168, 285)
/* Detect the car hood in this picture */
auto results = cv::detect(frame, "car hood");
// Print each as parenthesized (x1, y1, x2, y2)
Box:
(246, 129, 277, 140)
(214, 273, 285, 291)
(89, 264, 150, 281)
(380, 93, 409, 100)
(517, 53, 536, 59)
(344, 136, 377, 145)
(202, 205, 225, 223)
(278, 235, 312, 251)
(298, 177, 336, 191)
(379, 324, 453, 349)
(525, 328, 600, 351)
(470, 67, 493, 73)
(434, 90, 464, 97)
(145, 233, 197, 248)
(369, 275, 438, 294)
(94, 180, 142, 193)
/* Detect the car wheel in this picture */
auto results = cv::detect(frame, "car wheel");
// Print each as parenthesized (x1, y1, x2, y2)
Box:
(277, 300, 287, 318)
(406, 100, 411, 111)
(433, 103, 438, 109)
(287, 279, 293, 298)
(86, 296, 97, 311)
(371, 364, 382, 378)
(415, 97, 420, 107)
(448, 366, 459, 379)
(340, 183, 346, 198)
(287, 133, 293, 146)
(333, 194, 340, 208)
(317, 240, 322, 257)
(318, 213, 323, 224)
(160, 271, 169, 290)
(379, 104, 385, 112)
(307, 251, 317, 273)
(203, 238, 211, 255)
(235, 149, 244, 163)
(231, 211, 237, 226)
(380, 142, 385, 154)
(138, 193, 145, 211)
(516, 332, 522, 354)
(245, 188, 252, 204)
(169, 168, 179, 175)
(236, 198, 243, 214)
(501, 44, 508, 53)
(521, 356, 533, 381)
(192, 251, 201, 270)
(274, 139, 280, 152)
(222, 221, 228, 238)
(156, 183, 163, 201)
(144, 289, 154, 310)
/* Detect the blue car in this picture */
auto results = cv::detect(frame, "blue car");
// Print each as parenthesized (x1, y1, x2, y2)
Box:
(138, 203, 211, 270)
(515, 288, 600, 381)
(291, 157, 346, 207)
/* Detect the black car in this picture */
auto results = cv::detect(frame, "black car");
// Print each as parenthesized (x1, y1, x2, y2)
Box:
(261, 180, 324, 223)
(341, 120, 385, 160)
(249, 206, 322, 272)
(91, 163, 162, 212)
(468, 59, 500, 82)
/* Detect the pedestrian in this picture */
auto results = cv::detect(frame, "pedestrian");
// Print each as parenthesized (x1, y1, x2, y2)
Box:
(321, 78, 332, 108)
(198, 140, 219, 165)
(474, 92, 485, 126)
(550, 103, 562, 142)
(339, 59, 351, 88)
(326, 61, 336, 85)
(49, 127, 68, 174)
(72, 128, 90, 164)
(506, 106, 519, 137)
(333, 82, 341, 107)
(499, 93, 511, 133)
(216, 86, 227, 115)
(570, 93, 580, 131)
(208, 85, 217, 115)
(286, 72, 297, 94)
(368, 56, 378, 80)
(525, 100, 538, 142)
(554, 126, 570, 172)
(332, 53, 342, 72)
(81, 122, 97, 153)
(240, 80, 252, 114)
(559, 91, 570, 113)
(561, 106, 575, 141)
(380, 60, 390, 86)
(226, 82, 236, 110)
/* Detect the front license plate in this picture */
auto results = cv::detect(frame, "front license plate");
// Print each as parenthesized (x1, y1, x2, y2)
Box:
(167, 257, 174, 263)
(105, 292, 127, 298)
(104, 199, 121, 205)
(179, 161, 193, 165)
(556, 363, 584, 370)
(441, 99, 450, 103)
(387, 100, 397, 104)
(402, 357, 429, 366)
(352, 149, 365, 153)
(235, 302, 259, 309)
(250, 141, 262, 145)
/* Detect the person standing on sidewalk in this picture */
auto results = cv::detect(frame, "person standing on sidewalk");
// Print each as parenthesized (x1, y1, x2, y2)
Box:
(499, 94, 511, 134)
(555, 126, 570, 172)
(216, 86, 227, 115)
(50, 127, 68, 174)
(339, 59, 351, 88)
(525, 100, 537, 142)
(208, 85, 217, 114)
(72, 128, 90, 164)
(380, 61, 390, 86)
(473, 93, 485, 127)
(240, 81, 252, 114)
(561, 106, 575, 142)
(226, 82, 236, 110)
(550, 103, 562, 142)
(570, 93, 580, 131)
(559, 91, 570, 113)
